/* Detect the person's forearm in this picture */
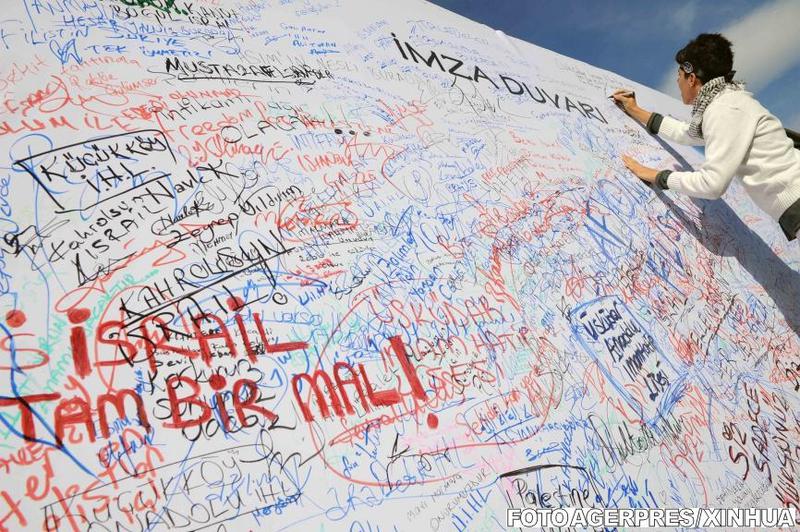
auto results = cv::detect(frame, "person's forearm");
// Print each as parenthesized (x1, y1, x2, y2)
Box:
(627, 105, 652, 126)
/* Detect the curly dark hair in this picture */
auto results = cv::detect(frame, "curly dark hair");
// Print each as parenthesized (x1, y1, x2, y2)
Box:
(675, 33, 735, 83)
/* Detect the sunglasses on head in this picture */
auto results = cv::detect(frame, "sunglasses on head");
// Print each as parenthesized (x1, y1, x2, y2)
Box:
(680, 61, 736, 81)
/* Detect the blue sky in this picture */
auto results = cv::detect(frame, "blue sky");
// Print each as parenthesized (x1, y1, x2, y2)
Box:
(429, 0, 800, 130)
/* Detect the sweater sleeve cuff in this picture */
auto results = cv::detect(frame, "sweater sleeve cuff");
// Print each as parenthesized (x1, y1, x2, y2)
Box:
(658, 115, 687, 139)
(655, 170, 671, 190)
(646, 113, 663, 134)
(666, 172, 683, 191)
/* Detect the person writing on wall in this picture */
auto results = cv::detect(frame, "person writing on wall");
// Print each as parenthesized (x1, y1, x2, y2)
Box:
(612, 33, 800, 242)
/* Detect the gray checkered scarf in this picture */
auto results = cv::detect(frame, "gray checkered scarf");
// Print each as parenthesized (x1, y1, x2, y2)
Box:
(688, 75, 745, 138)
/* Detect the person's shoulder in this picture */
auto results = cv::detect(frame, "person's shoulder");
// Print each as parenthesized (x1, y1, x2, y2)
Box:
(714, 89, 758, 108)
(703, 91, 761, 134)
(707, 89, 760, 116)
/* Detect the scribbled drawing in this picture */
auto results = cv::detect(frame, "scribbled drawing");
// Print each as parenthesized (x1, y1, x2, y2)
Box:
(570, 295, 684, 424)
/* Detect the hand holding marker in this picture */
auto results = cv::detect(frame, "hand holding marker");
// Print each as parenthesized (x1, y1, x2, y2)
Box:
(610, 89, 637, 113)
(609, 90, 635, 99)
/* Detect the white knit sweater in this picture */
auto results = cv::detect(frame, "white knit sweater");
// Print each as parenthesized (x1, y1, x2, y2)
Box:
(660, 89, 800, 222)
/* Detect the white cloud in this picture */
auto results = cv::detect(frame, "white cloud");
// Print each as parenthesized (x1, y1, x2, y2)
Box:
(671, 2, 697, 30)
(787, 110, 800, 132)
(658, 0, 800, 97)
